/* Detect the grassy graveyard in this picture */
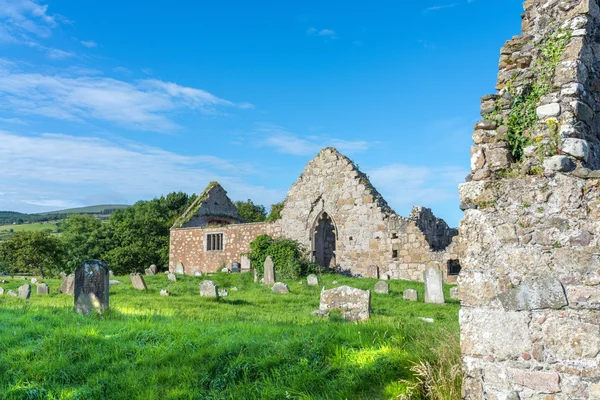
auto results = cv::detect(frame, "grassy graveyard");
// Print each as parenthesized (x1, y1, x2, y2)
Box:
(0, 272, 459, 400)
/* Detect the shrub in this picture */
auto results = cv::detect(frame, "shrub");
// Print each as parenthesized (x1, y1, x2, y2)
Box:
(247, 235, 320, 279)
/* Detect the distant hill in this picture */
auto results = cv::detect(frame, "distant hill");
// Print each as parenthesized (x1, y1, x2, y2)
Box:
(39, 204, 131, 215)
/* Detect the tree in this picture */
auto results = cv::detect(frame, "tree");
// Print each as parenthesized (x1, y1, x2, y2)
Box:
(267, 202, 284, 222)
(59, 214, 107, 273)
(234, 200, 267, 223)
(0, 231, 64, 277)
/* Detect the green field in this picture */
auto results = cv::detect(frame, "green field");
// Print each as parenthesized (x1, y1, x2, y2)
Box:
(0, 222, 59, 233)
(39, 204, 130, 215)
(0, 273, 459, 400)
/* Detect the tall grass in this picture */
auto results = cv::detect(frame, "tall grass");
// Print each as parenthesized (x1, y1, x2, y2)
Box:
(0, 272, 460, 399)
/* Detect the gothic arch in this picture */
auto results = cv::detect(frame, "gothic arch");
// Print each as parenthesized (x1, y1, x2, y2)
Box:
(311, 211, 337, 269)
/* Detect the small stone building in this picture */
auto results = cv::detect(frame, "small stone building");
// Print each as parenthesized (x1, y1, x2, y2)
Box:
(169, 148, 459, 281)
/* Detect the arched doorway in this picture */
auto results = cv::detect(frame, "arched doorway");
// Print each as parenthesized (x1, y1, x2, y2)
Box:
(312, 212, 337, 269)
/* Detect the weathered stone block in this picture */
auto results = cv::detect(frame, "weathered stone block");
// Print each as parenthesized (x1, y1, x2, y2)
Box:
(200, 280, 219, 298)
(536, 103, 561, 118)
(307, 274, 319, 286)
(130, 273, 147, 290)
(37, 283, 49, 295)
(543, 155, 575, 172)
(319, 286, 370, 321)
(424, 265, 444, 304)
(374, 281, 389, 294)
(562, 138, 590, 161)
(498, 277, 567, 311)
(272, 282, 289, 294)
(543, 318, 600, 359)
(509, 369, 560, 393)
(18, 284, 31, 299)
(403, 289, 418, 301)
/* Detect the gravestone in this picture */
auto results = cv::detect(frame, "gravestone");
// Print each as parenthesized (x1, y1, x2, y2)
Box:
(109, 280, 121, 285)
(220, 267, 230, 273)
(219, 289, 229, 297)
(175, 262, 185, 275)
(194, 270, 202, 277)
(0, 287, 4, 295)
(18, 284, 31, 299)
(109, 270, 114, 277)
(130, 273, 147, 290)
(231, 262, 240, 273)
(380, 273, 390, 281)
(7, 290, 17, 297)
(31, 278, 37, 284)
(307, 274, 319, 286)
(60, 274, 75, 295)
(319, 286, 371, 321)
(450, 286, 459, 300)
(424, 265, 445, 304)
(168, 272, 177, 282)
(149, 264, 158, 274)
(145, 267, 155, 276)
(74, 260, 109, 314)
(272, 282, 289, 294)
(59, 272, 67, 279)
(241, 255, 251, 272)
(403, 289, 418, 301)
(374, 281, 389, 295)
(37, 283, 49, 295)
(200, 280, 219, 298)
(263, 256, 275, 285)
(366, 265, 379, 279)
(160, 289, 169, 297)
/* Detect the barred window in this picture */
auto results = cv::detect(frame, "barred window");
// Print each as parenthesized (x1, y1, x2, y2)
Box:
(447, 259, 461, 276)
(206, 233, 224, 251)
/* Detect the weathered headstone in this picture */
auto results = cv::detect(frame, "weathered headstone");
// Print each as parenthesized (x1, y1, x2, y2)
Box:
(319, 286, 371, 321)
(59, 272, 67, 279)
(307, 274, 319, 286)
(380, 273, 390, 281)
(175, 262, 185, 275)
(231, 262, 240, 273)
(145, 267, 155, 276)
(200, 280, 219, 298)
(219, 289, 229, 297)
(168, 272, 177, 282)
(220, 267, 230, 273)
(31, 278, 37, 284)
(18, 284, 31, 299)
(374, 281, 389, 295)
(403, 289, 418, 301)
(7, 290, 17, 297)
(130, 273, 147, 290)
(37, 283, 49, 295)
(450, 286, 459, 300)
(193, 270, 202, 277)
(160, 289, 169, 297)
(241, 255, 251, 272)
(74, 260, 110, 314)
(149, 264, 158, 274)
(60, 274, 75, 295)
(272, 282, 289, 294)
(263, 256, 275, 285)
(424, 265, 445, 304)
(366, 265, 379, 279)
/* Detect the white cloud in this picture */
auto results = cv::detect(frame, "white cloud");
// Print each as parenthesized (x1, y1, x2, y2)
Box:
(424, 3, 457, 12)
(0, 130, 282, 213)
(0, 0, 60, 43)
(307, 27, 337, 39)
(255, 124, 369, 156)
(80, 40, 97, 48)
(0, 62, 253, 132)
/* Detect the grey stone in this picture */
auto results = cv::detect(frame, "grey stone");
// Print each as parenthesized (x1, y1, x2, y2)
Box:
(18, 284, 31, 299)
(160, 289, 169, 297)
(60, 274, 75, 295)
(74, 260, 110, 315)
(307, 274, 319, 286)
(109, 270, 114, 277)
(109, 280, 121, 285)
(474, 120, 498, 130)
(231, 262, 240, 273)
(374, 281, 389, 294)
(263, 256, 275, 285)
(7, 290, 17, 297)
(562, 138, 589, 161)
(543, 155, 575, 172)
(419, 317, 434, 323)
(59, 272, 67, 279)
(130, 273, 147, 290)
(175, 262, 185, 275)
(272, 282, 289, 294)
(450, 286, 459, 300)
(424, 266, 445, 304)
(403, 289, 418, 301)
(144, 268, 155, 276)
(218, 289, 229, 297)
(30, 278, 37, 284)
(231, 287, 238, 291)
(200, 280, 218, 298)
(536, 103, 561, 118)
(241, 255, 251, 271)
(319, 286, 371, 322)
(220, 267, 230, 273)
(37, 283, 49, 295)
(498, 277, 567, 311)
(380, 273, 390, 281)
(149, 264, 158, 274)
(168, 272, 177, 282)
(193, 270, 202, 277)
(332, 280, 338, 285)
(311, 309, 330, 318)
(0, 287, 4, 295)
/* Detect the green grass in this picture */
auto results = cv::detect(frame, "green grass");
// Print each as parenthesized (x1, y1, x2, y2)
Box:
(0, 222, 59, 233)
(0, 273, 459, 400)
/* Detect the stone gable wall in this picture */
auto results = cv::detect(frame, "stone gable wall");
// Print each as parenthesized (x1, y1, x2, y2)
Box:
(459, 1, 600, 398)
(169, 222, 281, 274)
(181, 184, 241, 228)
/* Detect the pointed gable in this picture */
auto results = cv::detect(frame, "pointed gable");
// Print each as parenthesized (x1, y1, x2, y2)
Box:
(172, 182, 242, 229)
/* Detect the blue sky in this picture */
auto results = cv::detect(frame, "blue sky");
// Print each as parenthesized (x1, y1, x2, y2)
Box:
(0, 0, 524, 226)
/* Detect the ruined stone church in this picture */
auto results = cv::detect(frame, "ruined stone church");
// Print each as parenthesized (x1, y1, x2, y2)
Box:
(169, 148, 460, 281)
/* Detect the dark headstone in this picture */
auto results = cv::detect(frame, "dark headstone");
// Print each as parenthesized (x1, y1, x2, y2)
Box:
(231, 262, 241, 273)
(74, 260, 110, 315)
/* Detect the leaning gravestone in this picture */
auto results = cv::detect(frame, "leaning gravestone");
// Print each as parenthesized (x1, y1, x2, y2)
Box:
(18, 284, 31, 299)
(374, 281, 389, 295)
(37, 283, 49, 295)
(200, 280, 219, 298)
(175, 262, 185, 275)
(424, 265, 445, 304)
(241, 255, 251, 272)
(168, 272, 177, 282)
(130, 273, 147, 290)
(60, 274, 75, 295)
(403, 289, 418, 301)
(74, 260, 110, 314)
(144, 267, 155, 276)
(263, 256, 275, 285)
(149, 264, 158, 274)
(319, 286, 371, 322)
(272, 282, 289, 294)
(307, 274, 319, 286)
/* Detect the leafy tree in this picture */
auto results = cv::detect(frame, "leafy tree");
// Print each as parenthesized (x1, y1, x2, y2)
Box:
(247, 234, 320, 279)
(59, 214, 108, 273)
(234, 200, 267, 223)
(0, 231, 64, 277)
(266, 202, 284, 222)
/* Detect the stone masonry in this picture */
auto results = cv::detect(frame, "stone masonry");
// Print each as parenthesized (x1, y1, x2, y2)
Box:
(459, 1, 600, 398)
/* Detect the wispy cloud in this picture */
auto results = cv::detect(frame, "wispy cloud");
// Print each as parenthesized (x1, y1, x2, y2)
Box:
(424, 3, 457, 12)
(307, 27, 337, 39)
(0, 61, 253, 132)
(0, 130, 281, 213)
(80, 40, 97, 48)
(254, 124, 369, 156)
